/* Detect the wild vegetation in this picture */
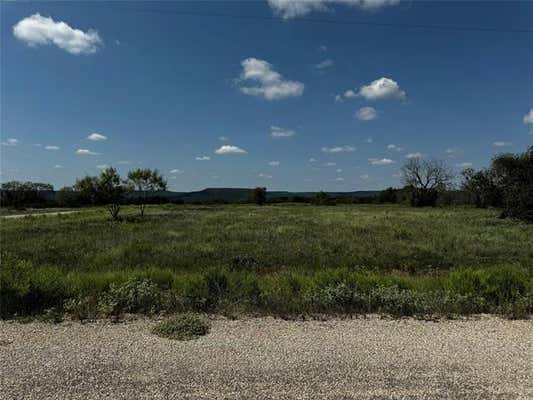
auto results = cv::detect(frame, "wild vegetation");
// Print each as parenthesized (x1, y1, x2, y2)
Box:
(1, 204, 531, 319)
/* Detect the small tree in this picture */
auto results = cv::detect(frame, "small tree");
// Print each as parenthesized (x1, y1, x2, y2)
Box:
(97, 167, 131, 221)
(250, 187, 267, 205)
(73, 176, 99, 205)
(127, 168, 167, 216)
(312, 191, 335, 206)
(461, 168, 502, 208)
(402, 158, 454, 207)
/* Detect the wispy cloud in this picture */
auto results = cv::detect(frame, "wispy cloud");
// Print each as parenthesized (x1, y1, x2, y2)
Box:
(315, 59, 334, 70)
(237, 58, 304, 100)
(13, 13, 102, 55)
(492, 141, 512, 147)
(258, 173, 273, 179)
(96, 164, 109, 169)
(218, 136, 229, 141)
(169, 169, 183, 174)
(269, 160, 280, 166)
(53, 164, 63, 169)
(1, 138, 19, 147)
(271, 126, 296, 138)
(369, 158, 395, 165)
(321, 145, 355, 153)
(195, 156, 211, 161)
(44, 145, 59, 150)
(76, 148, 100, 155)
(456, 162, 473, 168)
(387, 144, 404, 152)
(214, 145, 247, 154)
(355, 106, 378, 121)
(267, 0, 399, 19)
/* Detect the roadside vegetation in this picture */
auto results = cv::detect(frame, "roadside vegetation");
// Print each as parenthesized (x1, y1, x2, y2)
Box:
(1, 204, 532, 320)
(152, 313, 210, 340)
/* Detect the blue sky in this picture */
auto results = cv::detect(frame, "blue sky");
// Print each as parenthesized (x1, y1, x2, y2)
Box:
(1, 1, 532, 191)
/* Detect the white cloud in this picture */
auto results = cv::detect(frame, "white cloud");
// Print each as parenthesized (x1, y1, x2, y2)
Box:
(269, 160, 280, 166)
(445, 147, 464, 158)
(267, 0, 399, 19)
(324, 162, 337, 166)
(364, 138, 373, 143)
(334, 94, 343, 103)
(335, 177, 345, 182)
(336, 168, 343, 173)
(87, 133, 107, 141)
(309, 157, 317, 162)
(369, 158, 395, 165)
(258, 173, 273, 179)
(13, 13, 102, 55)
(169, 169, 183, 174)
(219, 136, 229, 141)
(53, 164, 63, 169)
(214, 145, 247, 154)
(360, 174, 370, 180)
(387, 144, 403, 152)
(270, 126, 296, 138)
(315, 59, 334, 70)
(237, 58, 304, 100)
(405, 152, 423, 159)
(114, 39, 120, 46)
(357, 77, 406, 100)
(321, 145, 355, 153)
(355, 106, 378, 121)
(96, 164, 109, 170)
(344, 89, 357, 98)
(517, 108, 531, 125)
(116, 160, 130, 165)
(1, 138, 19, 146)
(195, 156, 211, 161)
(492, 141, 512, 147)
(76, 148, 100, 155)
(44, 145, 59, 150)
(457, 162, 473, 168)
(318, 45, 328, 52)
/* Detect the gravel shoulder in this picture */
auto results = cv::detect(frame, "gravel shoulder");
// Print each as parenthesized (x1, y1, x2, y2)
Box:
(1, 317, 532, 400)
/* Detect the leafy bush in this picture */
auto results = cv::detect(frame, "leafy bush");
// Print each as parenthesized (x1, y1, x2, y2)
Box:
(98, 278, 162, 317)
(151, 313, 210, 340)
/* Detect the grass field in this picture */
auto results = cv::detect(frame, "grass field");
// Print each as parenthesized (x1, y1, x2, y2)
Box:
(1, 204, 532, 318)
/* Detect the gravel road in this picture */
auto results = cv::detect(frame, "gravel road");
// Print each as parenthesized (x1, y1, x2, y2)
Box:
(1, 317, 531, 400)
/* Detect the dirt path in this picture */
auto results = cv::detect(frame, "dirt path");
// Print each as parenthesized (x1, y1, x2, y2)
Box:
(1, 210, 80, 219)
(0, 317, 531, 400)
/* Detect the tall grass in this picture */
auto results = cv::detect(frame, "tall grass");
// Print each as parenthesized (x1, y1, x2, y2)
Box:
(1, 204, 531, 318)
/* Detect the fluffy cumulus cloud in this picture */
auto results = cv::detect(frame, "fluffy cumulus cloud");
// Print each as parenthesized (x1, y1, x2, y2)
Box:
(523, 109, 533, 124)
(269, 160, 280, 166)
(195, 156, 211, 161)
(369, 158, 395, 165)
(337, 77, 406, 102)
(267, 0, 399, 19)
(13, 14, 102, 55)
(44, 145, 59, 150)
(76, 148, 100, 155)
(1, 138, 19, 146)
(214, 145, 247, 154)
(492, 141, 512, 147)
(357, 77, 406, 100)
(315, 59, 334, 70)
(321, 145, 355, 153)
(270, 126, 296, 138)
(237, 58, 304, 100)
(355, 106, 378, 121)
(87, 133, 107, 141)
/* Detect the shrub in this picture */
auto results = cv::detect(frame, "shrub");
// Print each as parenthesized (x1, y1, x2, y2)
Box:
(151, 313, 210, 340)
(98, 278, 162, 317)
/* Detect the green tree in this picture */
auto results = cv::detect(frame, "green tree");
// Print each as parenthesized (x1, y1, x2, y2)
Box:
(127, 168, 167, 216)
(250, 187, 267, 205)
(98, 167, 131, 221)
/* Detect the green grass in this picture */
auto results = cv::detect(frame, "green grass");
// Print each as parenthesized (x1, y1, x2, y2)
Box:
(1, 204, 532, 318)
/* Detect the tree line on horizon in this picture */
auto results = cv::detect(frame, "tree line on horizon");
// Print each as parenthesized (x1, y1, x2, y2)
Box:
(1, 146, 532, 222)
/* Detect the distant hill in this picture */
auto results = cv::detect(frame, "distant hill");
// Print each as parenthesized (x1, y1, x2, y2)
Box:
(129, 188, 380, 203)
